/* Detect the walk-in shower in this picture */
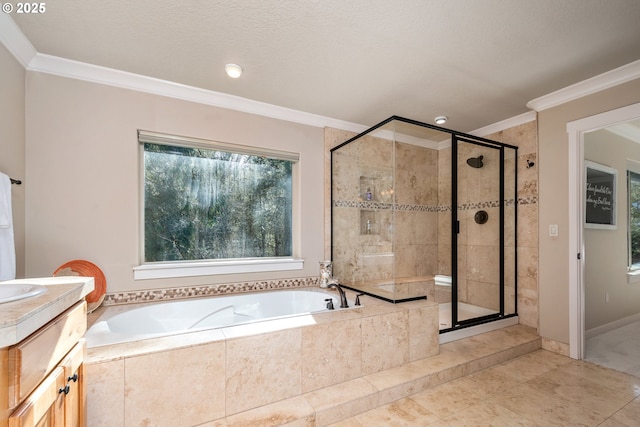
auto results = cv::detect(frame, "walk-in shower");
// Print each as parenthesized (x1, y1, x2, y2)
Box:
(330, 116, 518, 333)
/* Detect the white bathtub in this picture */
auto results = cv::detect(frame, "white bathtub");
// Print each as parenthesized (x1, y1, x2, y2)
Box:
(85, 289, 349, 348)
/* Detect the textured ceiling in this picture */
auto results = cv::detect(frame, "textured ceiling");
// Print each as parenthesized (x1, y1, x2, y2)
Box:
(10, 0, 640, 131)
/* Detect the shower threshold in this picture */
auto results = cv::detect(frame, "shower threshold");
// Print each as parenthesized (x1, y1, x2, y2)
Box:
(438, 301, 519, 344)
(438, 301, 496, 329)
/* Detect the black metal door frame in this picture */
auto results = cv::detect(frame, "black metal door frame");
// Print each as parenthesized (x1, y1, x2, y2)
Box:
(450, 135, 506, 328)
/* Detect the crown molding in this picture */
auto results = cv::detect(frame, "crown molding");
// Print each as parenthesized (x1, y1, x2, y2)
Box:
(27, 53, 369, 133)
(0, 14, 36, 67)
(434, 110, 538, 150)
(0, 14, 531, 136)
(470, 111, 537, 137)
(527, 59, 640, 112)
(2, 13, 582, 138)
(26, 53, 541, 138)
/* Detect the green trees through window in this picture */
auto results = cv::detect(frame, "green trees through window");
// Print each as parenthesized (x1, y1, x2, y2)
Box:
(143, 142, 293, 262)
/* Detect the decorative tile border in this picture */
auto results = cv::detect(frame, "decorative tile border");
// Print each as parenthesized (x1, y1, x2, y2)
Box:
(102, 276, 319, 306)
(333, 200, 393, 210)
(518, 195, 538, 205)
(105, 195, 538, 307)
(334, 196, 536, 213)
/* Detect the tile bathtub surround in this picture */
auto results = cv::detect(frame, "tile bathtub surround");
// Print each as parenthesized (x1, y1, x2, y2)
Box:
(85, 289, 440, 426)
(101, 276, 318, 306)
(85, 321, 541, 426)
(125, 341, 226, 426)
(301, 317, 363, 392)
(85, 358, 124, 427)
(226, 328, 303, 415)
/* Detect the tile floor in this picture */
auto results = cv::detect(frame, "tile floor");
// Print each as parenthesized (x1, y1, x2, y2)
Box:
(329, 349, 640, 426)
(585, 320, 640, 377)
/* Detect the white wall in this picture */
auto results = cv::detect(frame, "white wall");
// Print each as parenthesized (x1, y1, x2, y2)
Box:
(24, 71, 325, 293)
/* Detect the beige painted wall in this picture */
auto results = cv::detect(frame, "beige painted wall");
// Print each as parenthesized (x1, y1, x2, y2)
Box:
(0, 44, 25, 278)
(24, 72, 324, 292)
(538, 77, 640, 344)
(584, 129, 640, 331)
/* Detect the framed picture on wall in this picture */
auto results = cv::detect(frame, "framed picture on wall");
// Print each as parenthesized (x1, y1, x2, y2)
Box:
(585, 160, 617, 229)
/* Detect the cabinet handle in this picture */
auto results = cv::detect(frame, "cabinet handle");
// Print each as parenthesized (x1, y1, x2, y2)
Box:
(59, 385, 70, 395)
(67, 373, 79, 383)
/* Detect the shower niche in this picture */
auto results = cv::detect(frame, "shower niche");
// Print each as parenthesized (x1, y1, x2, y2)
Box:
(331, 116, 518, 332)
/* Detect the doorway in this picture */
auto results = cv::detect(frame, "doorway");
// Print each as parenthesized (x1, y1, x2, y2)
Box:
(568, 102, 640, 362)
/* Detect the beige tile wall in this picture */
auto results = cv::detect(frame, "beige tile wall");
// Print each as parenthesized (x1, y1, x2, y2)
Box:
(330, 132, 396, 285)
(329, 133, 440, 296)
(484, 121, 539, 329)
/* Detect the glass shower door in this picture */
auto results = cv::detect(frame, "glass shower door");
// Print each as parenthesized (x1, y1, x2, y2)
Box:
(452, 136, 504, 326)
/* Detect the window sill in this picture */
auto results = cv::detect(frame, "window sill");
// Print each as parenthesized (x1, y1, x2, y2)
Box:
(627, 270, 640, 284)
(133, 258, 304, 280)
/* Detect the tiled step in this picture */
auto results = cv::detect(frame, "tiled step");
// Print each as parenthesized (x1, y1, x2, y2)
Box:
(217, 324, 541, 427)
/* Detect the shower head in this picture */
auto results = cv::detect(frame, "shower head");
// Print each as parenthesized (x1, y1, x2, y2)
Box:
(466, 155, 484, 168)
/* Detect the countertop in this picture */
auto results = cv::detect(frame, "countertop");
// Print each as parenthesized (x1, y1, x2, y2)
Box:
(0, 277, 94, 347)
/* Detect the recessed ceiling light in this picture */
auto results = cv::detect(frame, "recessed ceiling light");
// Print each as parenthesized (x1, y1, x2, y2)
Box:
(225, 63, 243, 78)
(434, 116, 448, 125)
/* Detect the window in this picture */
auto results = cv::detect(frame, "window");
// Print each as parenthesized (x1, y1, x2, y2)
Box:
(135, 131, 301, 279)
(628, 170, 640, 270)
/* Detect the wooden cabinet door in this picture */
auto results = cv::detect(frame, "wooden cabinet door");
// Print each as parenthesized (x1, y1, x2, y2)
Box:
(60, 342, 85, 427)
(8, 367, 65, 427)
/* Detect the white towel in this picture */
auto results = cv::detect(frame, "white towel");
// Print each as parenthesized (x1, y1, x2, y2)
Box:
(0, 173, 16, 281)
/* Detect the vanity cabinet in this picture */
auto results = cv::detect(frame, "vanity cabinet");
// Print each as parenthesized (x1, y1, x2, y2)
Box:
(2, 301, 87, 427)
(8, 366, 65, 426)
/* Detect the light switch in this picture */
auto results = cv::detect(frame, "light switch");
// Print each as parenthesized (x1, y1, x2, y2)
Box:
(549, 224, 559, 237)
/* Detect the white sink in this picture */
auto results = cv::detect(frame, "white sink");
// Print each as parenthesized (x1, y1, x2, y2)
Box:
(0, 283, 47, 304)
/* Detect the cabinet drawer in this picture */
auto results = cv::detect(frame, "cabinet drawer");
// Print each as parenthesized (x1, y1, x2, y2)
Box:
(8, 301, 87, 409)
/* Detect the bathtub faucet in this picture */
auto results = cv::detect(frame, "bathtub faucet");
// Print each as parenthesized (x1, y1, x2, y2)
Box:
(327, 283, 349, 308)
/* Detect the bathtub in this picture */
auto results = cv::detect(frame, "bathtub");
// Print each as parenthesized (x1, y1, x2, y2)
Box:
(85, 289, 350, 348)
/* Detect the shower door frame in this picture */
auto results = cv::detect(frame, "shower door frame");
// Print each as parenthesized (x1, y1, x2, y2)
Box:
(444, 134, 519, 332)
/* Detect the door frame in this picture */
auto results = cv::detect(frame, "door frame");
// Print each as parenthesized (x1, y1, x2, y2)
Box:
(567, 102, 640, 359)
(451, 134, 511, 329)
